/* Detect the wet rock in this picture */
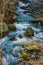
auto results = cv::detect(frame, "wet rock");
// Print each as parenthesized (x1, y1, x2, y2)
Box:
(41, 21, 43, 25)
(18, 35, 23, 38)
(25, 27, 34, 37)
(23, 11, 30, 14)
(20, 6, 27, 10)
(10, 37, 17, 41)
(0, 23, 9, 38)
(30, 20, 39, 24)
(38, 17, 43, 25)
(30, 20, 43, 25)
(8, 25, 16, 31)
(20, 0, 28, 4)
(23, 28, 25, 30)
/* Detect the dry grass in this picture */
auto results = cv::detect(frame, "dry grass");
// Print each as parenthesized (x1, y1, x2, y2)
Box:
(18, 42, 43, 65)
(0, 48, 2, 65)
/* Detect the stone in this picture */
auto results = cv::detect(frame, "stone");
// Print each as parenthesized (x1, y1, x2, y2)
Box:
(18, 35, 23, 38)
(20, 6, 27, 10)
(8, 25, 16, 31)
(10, 37, 17, 41)
(25, 27, 34, 37)
(20, 0, 28, 3)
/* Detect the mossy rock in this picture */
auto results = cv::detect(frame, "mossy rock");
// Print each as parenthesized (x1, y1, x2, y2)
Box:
(0, 23, 9, 38)
(25, 27, 34, 37)
(8, 25, 16, 31)
(20, 0, 28, 3)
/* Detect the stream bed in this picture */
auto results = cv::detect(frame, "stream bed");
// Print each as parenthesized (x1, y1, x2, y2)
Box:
(0, 1, 43, 65)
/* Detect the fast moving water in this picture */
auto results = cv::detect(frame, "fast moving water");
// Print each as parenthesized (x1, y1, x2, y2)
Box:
(0, 1, 43, 65)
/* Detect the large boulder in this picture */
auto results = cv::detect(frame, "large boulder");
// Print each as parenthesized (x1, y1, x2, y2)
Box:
(25, 27, 34, 37)
(0, 23, 9, 38)
(8, 25, 16, 31)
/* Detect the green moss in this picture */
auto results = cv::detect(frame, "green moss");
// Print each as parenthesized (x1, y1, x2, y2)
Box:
(0, 23, 9, 38)
(0, 23, 8, 32)
(8, 25, 16, 31)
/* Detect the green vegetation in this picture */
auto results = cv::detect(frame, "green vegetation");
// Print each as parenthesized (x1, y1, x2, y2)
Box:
(24, 44, 39, 50)
(0, 23, 9, 38)
(8, 25, 16, 31)
(19, 42, 43, 62)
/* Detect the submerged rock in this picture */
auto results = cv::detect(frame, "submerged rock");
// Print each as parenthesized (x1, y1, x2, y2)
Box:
(38, 17, 43, 25)
(18, 35, 23, 38)
(25, 27, 34, 37)
(20, 6, 27, 10)
(20, 0, 28, 4)
(10, 37, 17, 41)
(8, 25, 16, 31)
